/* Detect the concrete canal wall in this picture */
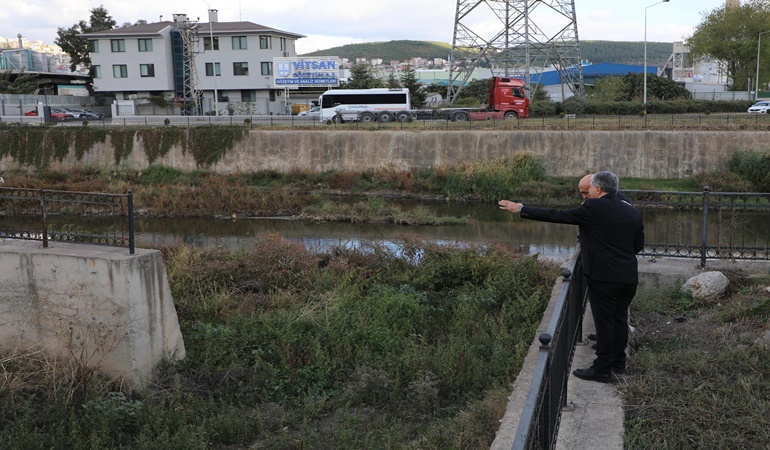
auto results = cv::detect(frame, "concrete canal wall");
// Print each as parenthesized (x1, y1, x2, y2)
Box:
(3, 129, 770, 178)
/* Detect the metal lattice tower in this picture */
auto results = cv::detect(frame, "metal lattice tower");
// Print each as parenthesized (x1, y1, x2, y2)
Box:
(448, 0, 585, 103)
(174, 15, 202, 115)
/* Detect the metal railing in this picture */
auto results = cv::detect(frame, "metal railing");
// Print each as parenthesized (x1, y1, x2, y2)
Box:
(512, 248, 587, 450)
(0, 188, 135, 254)
(624, 187, 770, 267)
(5, 112, 770, 130)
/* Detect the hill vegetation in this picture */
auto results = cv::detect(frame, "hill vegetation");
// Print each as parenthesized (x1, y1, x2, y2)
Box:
(301, 40, 674, 67)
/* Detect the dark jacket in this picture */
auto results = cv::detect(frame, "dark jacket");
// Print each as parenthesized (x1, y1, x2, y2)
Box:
(520, 193, 644, 284)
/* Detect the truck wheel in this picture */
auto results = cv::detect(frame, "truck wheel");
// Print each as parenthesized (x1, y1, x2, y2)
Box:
(378, 111, 394, 122)
(504, 111, 518, 119)
(452, 112, 470, 122)
(396, 111, 411, 122)
(360, 112, 376, 123)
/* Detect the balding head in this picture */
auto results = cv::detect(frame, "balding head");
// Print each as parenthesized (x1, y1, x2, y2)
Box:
(579, 174, 592, 199)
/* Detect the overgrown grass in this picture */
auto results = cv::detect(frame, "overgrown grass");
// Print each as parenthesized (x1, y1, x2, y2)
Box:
(622, 272, 770, 449)
(0, 236, 557, 449)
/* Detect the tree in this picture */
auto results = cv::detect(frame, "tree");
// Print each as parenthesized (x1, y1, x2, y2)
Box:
(386, 72, 401, 88)
(400, 66, 427, 109)
(456, 78, 491, 105)
(622, 73, 691, 101)
(55, 5, 117, 72)
(587, 77, 629, 101)
(687, 1, 770, 91)
(343, 64, 384, 89)
(0, 70, 39, 94)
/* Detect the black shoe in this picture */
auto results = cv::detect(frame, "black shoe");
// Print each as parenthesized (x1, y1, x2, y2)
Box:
(611, 365, 626, 375)
(573, 367, 611, 382)
(587, 333, 597, 341)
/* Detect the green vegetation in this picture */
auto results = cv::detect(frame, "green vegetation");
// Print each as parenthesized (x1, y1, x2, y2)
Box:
(0, 236, 556, 449)
(0, 126, 246, 170)
(622, 271, 770, 448)
(688, 1, 770, 91)
(300, 40, 673, 68)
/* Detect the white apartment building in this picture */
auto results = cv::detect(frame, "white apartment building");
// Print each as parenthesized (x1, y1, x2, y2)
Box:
(83, 12, 304, 115)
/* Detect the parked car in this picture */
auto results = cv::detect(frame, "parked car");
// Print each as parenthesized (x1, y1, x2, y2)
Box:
(24, 108, 74, 121)
(297, 106, 321, 117)
(747, 101, 770, 113)
(63, 108, 104, 120)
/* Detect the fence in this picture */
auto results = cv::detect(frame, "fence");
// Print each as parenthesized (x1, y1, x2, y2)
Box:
(512, 248, 587, 450)
(5, 112, 770, 131)
(0, 188, 135, 254)
(625, 188, 770, 267)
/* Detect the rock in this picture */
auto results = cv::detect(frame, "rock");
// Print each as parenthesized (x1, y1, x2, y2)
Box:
(681, 271, 729, 301)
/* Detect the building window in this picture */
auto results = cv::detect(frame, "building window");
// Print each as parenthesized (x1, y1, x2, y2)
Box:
(280, 38, 287, 51)
(261, 62, 273, 76)
(232, 36, 247, 50)
(92, 65, 101, 78)
(113, 64, 128, 78)
(269, 90, 276, 102)
(205, 62, 221, 76)
(241, 90, 256, 102)
(110, 39, 126, 52)
(89, 40, 99, 53)
(259, 36, 272, 49)
(233, 62, 249, 76)
(203, 36, 219, 51)
(140, 64, 155, 77)
(138, 39, 153, 52)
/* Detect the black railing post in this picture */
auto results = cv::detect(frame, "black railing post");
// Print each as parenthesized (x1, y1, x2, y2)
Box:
(127, 190, 135, 255)
(41, 189, 48, 248)
(701, 186, 711, 268)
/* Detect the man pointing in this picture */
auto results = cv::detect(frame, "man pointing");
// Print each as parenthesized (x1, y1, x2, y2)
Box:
(499, 171, 644, 382)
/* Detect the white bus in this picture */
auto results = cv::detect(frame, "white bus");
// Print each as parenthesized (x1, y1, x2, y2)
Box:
(318, 88, 411, 123)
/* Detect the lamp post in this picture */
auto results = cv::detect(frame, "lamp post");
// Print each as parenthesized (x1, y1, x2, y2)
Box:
(754, 30, 770, 101)
(644, 0, 670, 115)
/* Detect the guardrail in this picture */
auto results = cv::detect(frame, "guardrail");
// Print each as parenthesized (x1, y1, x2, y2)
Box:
(512, 247, 587, 449)
(5, 113, 770, 130)
(624, 187, 770, 267)
(0, 188, 135, 254)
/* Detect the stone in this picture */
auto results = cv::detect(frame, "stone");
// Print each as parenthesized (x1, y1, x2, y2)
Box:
(681, 271, 729, 301)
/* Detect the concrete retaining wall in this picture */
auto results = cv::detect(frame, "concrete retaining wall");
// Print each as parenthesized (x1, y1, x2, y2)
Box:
(4, 130, 770, 178)
(0, 240, 185, 387)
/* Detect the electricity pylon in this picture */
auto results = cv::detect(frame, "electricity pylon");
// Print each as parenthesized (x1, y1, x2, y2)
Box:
(448, 0, 585, 103)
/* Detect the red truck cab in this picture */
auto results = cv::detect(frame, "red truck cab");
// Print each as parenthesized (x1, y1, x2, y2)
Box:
(487, 77, 529, 119)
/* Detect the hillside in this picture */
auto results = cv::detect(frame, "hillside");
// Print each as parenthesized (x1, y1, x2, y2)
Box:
(301, 40, 674, 67)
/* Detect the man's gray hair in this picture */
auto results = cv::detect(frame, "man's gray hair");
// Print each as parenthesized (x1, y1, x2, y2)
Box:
(591, 171, 619, 194)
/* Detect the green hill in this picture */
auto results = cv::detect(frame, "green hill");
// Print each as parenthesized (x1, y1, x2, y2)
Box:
(301, 40, 673, 67)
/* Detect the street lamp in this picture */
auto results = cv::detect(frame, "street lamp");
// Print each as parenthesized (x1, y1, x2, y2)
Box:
(644, 0, 670, 115)
(754, 30, 770, 101)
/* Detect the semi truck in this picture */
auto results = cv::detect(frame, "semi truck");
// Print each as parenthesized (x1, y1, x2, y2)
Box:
(318, 77, 529, 123)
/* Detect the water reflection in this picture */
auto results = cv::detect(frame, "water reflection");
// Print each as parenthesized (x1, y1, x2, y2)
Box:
(134, 214, 580, 259)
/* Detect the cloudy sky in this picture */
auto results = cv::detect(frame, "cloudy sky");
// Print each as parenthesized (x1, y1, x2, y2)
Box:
(3, 0, 727, 54)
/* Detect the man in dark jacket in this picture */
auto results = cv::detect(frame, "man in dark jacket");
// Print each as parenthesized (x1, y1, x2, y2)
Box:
(499, 171, 644, 382)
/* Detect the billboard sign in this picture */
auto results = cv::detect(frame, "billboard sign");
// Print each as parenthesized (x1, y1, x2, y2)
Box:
(273, 57, 340, 87)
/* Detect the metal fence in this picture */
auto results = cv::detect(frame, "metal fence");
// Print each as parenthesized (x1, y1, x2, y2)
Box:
(0, 188, 135, 254)
(624, 188, 770, 267)
(4, 112, 770, 130)
(512, 248, 587, 450)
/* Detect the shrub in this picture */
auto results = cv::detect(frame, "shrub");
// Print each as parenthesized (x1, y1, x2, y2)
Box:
(727, 150, 770, 192)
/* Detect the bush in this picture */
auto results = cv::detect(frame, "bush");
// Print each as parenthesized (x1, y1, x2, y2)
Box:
(727, 150, 770, 192)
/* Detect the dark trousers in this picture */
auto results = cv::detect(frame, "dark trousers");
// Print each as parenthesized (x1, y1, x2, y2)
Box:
(587, 278, 637, 373)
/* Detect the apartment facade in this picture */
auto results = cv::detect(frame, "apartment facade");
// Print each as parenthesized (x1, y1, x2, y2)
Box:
(83, 13, 304, 115)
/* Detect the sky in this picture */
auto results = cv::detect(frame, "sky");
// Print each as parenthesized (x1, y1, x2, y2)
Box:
(1, 0, 729, 55)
